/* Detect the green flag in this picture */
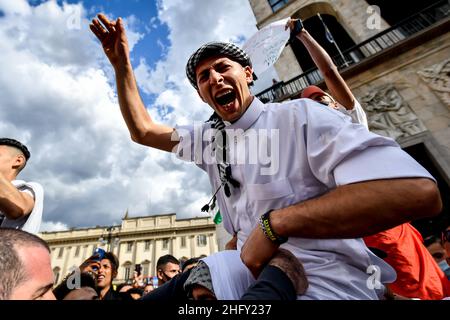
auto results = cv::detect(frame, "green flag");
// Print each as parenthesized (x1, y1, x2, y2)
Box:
(213, 210, 222, 224)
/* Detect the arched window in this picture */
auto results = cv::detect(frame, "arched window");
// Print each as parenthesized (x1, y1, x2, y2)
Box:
(290, 14, 356, 72)
(141, 260, 150, 277)
(123, 261, 132, 280)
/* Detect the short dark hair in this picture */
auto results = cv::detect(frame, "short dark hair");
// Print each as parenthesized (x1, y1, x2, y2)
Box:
(181, 257, 200, 272)
(0, 228, 50, 300)
(0, 138, 31, 161)
(156, 254, 180, 270)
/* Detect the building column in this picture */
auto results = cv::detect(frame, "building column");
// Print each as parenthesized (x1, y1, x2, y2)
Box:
(208, 233, 215, 254)
(131, 240, 138, 266)
(61, 246, 72, 277)
(152, 239, 157, 275)
(190, 235, 195, 258)
(171, 237, 177, 257)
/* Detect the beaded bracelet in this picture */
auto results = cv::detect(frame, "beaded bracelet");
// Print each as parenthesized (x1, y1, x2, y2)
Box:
(259, 210, 288, 245)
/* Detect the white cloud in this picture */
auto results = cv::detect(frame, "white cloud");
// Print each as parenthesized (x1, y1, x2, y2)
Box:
(40, 221, 69, 232)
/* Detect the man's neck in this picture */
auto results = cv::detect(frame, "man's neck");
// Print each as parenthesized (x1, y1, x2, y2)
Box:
(0, 170, 16, 182)
(229, 95, 255, 124)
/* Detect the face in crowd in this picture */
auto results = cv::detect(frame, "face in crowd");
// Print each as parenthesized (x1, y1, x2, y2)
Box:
(195, 56, 254, 123)
(157, 262, 181, 285)
(0, 145, 26, 178)
(9, 246, 55, 300)
(97, 258, 116, 290)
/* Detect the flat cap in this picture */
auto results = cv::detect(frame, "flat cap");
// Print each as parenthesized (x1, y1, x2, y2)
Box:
(186, 42, 252, 90)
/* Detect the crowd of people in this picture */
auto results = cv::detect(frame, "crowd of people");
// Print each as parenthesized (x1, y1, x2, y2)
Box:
(1, 14, 449, 301)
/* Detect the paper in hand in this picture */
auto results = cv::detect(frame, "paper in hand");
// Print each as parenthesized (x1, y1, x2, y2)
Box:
(242, 17, 290, 77)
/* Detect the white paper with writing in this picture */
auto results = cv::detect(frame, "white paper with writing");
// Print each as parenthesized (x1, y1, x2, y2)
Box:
(243, 18, 290, 77)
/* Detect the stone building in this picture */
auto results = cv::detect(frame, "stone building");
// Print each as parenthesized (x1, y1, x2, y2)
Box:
(39, 213, 218, 285)
(249, 0, 450, 236)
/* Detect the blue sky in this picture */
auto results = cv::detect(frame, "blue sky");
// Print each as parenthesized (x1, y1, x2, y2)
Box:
(0, 0, 278, 232)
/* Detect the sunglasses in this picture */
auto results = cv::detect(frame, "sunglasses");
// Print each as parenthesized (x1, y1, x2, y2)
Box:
(442, 230, 450, 243)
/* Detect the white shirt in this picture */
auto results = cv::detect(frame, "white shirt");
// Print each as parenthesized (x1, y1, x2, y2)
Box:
(336, 99, 368, 129)
(0, 180, 44, 234)
(175, 97, 434, 299)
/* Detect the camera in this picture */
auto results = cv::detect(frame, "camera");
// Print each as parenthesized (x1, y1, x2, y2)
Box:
(92, 247, 106, 262)
(90, 248, 106, 272)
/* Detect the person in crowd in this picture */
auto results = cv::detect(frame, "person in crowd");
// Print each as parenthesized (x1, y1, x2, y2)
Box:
(0, 228, 55, 300)
(83, 251, 131, 300)
(156, 254, 181, 286)
(426, 235, 450, 279)
(0, 138, 43, 234)
(286, 19, 368, 128)
(443, 227, 450, 270)
(90, 13, 442, 299)
(288, 18, 449, 300)
(127, 287, 144, 300)
(143, 283, 154, 295)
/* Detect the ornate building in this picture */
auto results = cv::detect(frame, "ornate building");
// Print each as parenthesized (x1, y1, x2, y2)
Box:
(39, 213, 218, 284)
(249, 0, 450, 236)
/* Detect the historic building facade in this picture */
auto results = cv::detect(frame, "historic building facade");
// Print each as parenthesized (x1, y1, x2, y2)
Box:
(39, 213, 218, 284)
(249, 0, 450, 236)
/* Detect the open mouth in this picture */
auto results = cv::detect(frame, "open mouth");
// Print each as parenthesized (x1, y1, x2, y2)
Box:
(215, 90, 236, 106)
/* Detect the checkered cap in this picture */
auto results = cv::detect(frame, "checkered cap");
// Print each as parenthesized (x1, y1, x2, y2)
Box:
(183, 260, 214, 296)
(0, 138, 30, 160)
(186, 42, 252, 90)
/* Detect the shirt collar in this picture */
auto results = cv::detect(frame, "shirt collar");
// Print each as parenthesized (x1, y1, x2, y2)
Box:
(224, 97, 265, 131)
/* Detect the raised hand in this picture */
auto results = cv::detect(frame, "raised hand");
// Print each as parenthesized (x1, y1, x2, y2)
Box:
(285, 18, 304, 43)
(89, 14, 130, 68)
(79, 258, 101, 274)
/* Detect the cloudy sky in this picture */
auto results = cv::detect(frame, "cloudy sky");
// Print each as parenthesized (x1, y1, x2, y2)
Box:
(0, 0, 279, 232)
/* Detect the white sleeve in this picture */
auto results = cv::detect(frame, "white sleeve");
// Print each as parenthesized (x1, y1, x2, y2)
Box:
(173, 123, 209, 170)
(304, 104, 435, 187)
(5, 181, 44, 235)
(336, 99, 368, 129)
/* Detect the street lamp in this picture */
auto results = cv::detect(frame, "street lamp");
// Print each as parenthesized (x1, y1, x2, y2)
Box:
(98, 226, 119, 252)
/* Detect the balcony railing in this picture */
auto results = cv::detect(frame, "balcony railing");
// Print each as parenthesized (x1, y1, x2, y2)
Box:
(255, 0, 450, 103)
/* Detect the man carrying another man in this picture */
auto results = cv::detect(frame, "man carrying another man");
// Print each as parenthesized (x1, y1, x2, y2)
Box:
(90, 14, 442, 299)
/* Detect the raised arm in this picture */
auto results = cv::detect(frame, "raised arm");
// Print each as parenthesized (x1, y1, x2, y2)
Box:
(90, 14, 178, 152)
(286, 19, 355, 110)
(0, 173, 34, 220)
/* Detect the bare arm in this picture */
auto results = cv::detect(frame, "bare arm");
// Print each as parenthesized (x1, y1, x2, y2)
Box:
(241, 178, 442, 276)
(90, 14, 177, 152)
(286, 19, 354, 110)
(270, 178, 441, 239)
(0, 173, 34, 220)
